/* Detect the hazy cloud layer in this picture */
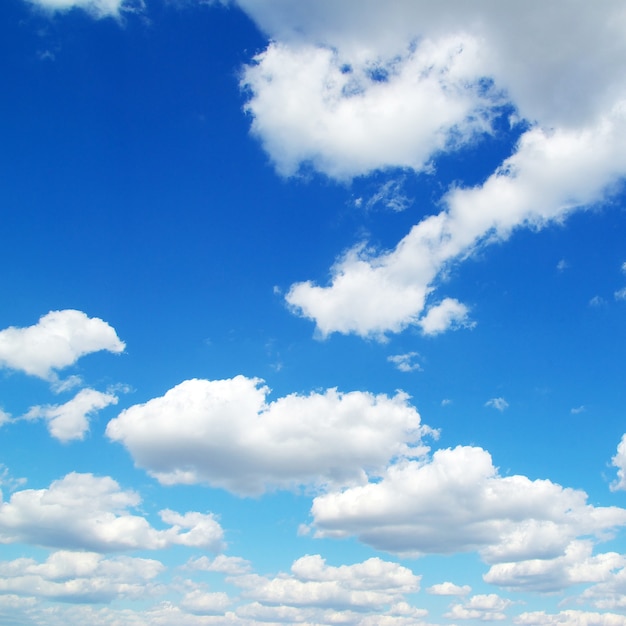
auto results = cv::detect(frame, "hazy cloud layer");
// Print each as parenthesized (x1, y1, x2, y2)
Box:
(106, 375, 432, 495)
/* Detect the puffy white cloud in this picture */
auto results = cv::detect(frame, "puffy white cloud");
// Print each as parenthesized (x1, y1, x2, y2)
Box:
(485, 397, 509, 412)
(0, 310, 125, 381)
(286, 107, 626, 337)
(0, 550, 164, 603)
(610, 434, 626, 491)
(0, 472, 224, 552)
(24, 388, 118, 442)
(242, 36, 494, 179)
(180, 590, 231, 616)
(484, 541, 625, 593)
(445, 593, 513, 621)
(427, 581, 471, 596)
(26, 0, 138, 18)
(233, 554, 421, 610)
(106, 376, 432, 496)
(311, 446, 626, 561)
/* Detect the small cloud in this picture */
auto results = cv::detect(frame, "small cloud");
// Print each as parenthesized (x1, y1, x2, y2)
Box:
(354, 197, 363, 208)
(485, 397, 509, 412)
(387, 352, 421, 373)
(556, 259, 568, 272)
(571, 405, 585, 414)
(441, 398, 453, 407)
(419, 298, 474, 336)
(427, 582, 471, 596)
(621, 262, 626, 274)
(614, 287, 626, 301)
(589, 295, 606, 307)
(364, 178, 412, 213)
(51, 375, 83, 394)
(297, 524, 311, 536)
(273, 285, 282, 295)
(0, 409, 11, 428)
(0, 465, 26, 492)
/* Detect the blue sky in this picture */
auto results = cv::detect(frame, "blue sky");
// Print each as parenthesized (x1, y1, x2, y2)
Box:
(2, 0, 626, 624)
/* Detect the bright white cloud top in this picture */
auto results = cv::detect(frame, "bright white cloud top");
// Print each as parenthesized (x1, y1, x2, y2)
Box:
(3, 0, 626, 624)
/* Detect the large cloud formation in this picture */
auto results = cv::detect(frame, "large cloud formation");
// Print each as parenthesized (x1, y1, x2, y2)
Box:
(106, 375, 431, 495)
(238, 0, 626, 337)
(310, 446, 626, 563)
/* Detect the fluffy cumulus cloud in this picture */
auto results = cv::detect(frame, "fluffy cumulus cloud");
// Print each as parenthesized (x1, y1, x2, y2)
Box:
(0, 310, 125, 381)
(234, 1, 626, 337)
(310, 446, 626, 565)
(484, 540, 626, 593)
(106, 375, 432, 495)
(445, 593, 513, 621)
(427, 581, 471, 596)
(515, 610, 626, 626)
(24, 388, 118, 442)
(0, 550, 164, 603)
(0, 472, 224, 552)
(233, 554, 421, 611)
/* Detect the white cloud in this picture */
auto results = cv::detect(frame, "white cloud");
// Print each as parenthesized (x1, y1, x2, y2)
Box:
(186, 555, 252, 576)
(106, 375, 432, 496)
(179, 590, 231, 616)
(614, 287, 626, 301)
(0, 550, 164, 603)
(445, 593, 513, 621)
(515, 610, 626, 626)
(286, 108, 626, 337)
(24, 388, 118, 442)
(241, 36, 493, 180)
(418, 298, 473, 336)
(0, 310, 125, 381)
(427, 581, 471, 596)
(311, 446, 626, 561)
(26, 0, 138, 18)
(387, 352, 421, 373)
(0, 472, 224, 552)
(485, 397, 509, 412)
(233, 554, 421, 610)
(610, 434, 626, 491)
(484, 540, 625, 593)
(364, 179, 412, 213)
(233, 2, 626, 338)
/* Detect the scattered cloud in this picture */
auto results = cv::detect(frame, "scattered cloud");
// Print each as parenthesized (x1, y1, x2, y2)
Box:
(614, 287, 626, 301)
(0, 310, 125, 381)
(486, 397, 509, 412)
(311, 446, 626, 565)
(387, 352, 421, 373)
(515, 610, 626, 625)
(0, 472, 224, 552)
(571, 405, 586, 415)
(557, 259, 569, 272)
(106, 376, 433, 496)
(24, 388, 118, 442)
(589, 296, 606, 307)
